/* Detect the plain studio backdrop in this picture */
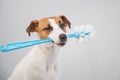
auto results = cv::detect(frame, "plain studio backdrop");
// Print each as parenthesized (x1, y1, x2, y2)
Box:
(0, 0, 120, 80)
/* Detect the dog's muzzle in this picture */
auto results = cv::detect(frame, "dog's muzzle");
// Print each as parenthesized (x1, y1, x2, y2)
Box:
(52, 34, 67, 46)
(57, 34, 67, 46)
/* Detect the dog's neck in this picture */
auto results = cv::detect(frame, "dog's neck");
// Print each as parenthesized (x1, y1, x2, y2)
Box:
(33, 43, 60, 68)
(38, 42, 59, 54)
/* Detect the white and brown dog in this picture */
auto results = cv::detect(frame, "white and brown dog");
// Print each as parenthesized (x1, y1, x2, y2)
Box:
(8, 15, 71, 80)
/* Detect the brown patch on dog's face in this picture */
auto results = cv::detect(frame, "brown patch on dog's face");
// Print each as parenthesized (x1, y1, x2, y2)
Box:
(37, 18, 52, 39)
(26, 15, 71, 39)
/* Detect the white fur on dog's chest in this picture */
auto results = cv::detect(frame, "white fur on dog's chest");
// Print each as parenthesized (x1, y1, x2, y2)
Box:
(32, 45, 60, 80)
(8, 44, 60, 80)
(32, 44, 59, 70)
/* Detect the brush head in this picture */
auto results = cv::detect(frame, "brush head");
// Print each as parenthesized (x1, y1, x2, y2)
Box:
(74, 24, 96, 43)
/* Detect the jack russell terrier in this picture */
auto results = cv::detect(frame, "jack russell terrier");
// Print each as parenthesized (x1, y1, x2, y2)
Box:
(8, 15, 71, 80)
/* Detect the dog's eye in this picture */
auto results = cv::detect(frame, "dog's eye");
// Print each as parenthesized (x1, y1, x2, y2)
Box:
(60, 23, 65, 29)
(43, 25, 53, 31)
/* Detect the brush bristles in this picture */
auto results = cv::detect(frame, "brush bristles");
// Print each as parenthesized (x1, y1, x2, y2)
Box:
(74, 24, 96, 43)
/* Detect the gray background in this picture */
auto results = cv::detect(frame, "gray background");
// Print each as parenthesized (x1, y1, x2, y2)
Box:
(0, 0, 120, 80)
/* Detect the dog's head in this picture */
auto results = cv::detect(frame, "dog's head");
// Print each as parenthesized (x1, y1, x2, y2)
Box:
(26, 15, 71, 46)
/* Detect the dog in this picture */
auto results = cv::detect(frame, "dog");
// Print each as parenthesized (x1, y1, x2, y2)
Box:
(8, 15, 71, 80)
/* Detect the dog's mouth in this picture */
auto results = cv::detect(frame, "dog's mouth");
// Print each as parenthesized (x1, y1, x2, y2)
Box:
(56, 42, 66, 46)
(52, 41, 66, 46)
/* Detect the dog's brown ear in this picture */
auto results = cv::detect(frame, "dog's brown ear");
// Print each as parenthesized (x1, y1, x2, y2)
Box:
(59, 15, 71, 28)
(26, 20, 39, 36)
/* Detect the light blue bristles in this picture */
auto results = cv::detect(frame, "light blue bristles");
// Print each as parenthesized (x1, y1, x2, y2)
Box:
(0, 31, 91, 52)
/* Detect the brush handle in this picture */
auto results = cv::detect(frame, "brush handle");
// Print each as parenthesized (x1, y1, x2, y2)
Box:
(0, 38, 52, 52)
(0, 32, 90, 52)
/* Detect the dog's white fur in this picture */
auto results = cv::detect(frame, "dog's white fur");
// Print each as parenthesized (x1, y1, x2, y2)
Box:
(8, 19, 67, 80)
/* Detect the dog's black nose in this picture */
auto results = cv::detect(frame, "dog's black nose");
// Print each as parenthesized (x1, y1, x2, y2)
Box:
(59, 34, 67, 42)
